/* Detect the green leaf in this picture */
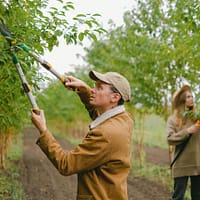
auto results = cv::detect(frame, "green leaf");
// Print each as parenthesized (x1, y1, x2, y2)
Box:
(78, 32, 85, 41)
(76, 14, 86, 18)
(88, 33, 97, 41)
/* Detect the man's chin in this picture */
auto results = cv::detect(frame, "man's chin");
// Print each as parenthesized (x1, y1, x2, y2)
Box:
(89, 100, 95, 105)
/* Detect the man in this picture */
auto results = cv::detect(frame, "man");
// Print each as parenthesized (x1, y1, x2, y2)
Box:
(31, 70, 133, 200)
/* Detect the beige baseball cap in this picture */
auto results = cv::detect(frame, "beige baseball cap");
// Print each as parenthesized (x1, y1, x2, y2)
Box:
(89, 70, 131, 102)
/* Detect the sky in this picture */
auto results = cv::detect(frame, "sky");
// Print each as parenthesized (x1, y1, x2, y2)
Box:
(43, 0, 135, 78)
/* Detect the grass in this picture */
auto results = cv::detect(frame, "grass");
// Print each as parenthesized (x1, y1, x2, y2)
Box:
(131, 160, 172, 186)
(130, 113, 174, 197)
(131, 161, 191, 200)
(143, 114, 168, 148)
(133, 114, 168, 149)
(0, 133, 26, 200)
(0, 166, 25, 200)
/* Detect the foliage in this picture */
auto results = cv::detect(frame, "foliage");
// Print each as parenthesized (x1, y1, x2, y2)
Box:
(0, 0, 106, 130)
(0, 0, 106, 168)
(181, 108, 200, 118)
(0, 133, 25, 200)
(131, 161, 191, 199)
(181, 108, 200, 126)
(84, 0, 200, 119)
(37, 71, 92, 135)
(131, 161, 172, 186)
(142, 114, 167, 148)
(0, 169, 25, 200)
(39, 81, 87, 120)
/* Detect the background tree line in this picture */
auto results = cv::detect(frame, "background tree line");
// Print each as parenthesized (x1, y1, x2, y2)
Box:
(38, 0, 200, 167)
(85, 0, 200, 119)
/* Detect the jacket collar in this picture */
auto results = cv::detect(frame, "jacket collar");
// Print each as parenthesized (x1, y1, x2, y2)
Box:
(89, 105, 125, 130)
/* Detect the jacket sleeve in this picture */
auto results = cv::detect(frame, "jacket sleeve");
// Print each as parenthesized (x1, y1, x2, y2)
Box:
(36, 129, 111, 176)
(76, 85, 98, 120)
(166, 116, 191, 146)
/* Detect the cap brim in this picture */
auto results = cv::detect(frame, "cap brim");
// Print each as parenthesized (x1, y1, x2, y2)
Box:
(89, 70, 110, 84)
(89, 70, 98, 80)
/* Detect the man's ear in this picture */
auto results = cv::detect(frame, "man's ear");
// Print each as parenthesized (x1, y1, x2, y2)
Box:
(111, 93, 121, 103)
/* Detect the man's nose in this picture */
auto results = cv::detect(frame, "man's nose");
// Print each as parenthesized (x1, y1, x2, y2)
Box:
(91, 88, 96, 93)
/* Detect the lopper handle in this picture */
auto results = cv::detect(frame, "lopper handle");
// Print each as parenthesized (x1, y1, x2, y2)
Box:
(32, 108, 40, 115)
(0, 23, 11, 37)
(0, 24, 42, 114)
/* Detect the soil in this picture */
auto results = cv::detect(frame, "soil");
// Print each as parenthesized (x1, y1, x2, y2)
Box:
(20, 127, 172, 200)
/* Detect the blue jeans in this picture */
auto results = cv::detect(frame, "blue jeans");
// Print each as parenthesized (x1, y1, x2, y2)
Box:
(172, 175, 200, 200)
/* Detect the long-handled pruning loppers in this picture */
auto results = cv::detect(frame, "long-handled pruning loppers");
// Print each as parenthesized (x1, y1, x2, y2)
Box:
(0, 22, 69, 114)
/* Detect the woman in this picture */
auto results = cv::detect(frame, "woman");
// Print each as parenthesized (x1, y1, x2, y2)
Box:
(166, 85, 200, 200)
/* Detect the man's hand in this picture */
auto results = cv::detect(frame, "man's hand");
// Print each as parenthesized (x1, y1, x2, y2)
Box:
(65, 76, 90, 92)
(31, 109, 47, 133)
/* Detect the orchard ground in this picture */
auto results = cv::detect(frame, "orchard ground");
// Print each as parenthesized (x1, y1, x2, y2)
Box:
(20, 127, 172, 200)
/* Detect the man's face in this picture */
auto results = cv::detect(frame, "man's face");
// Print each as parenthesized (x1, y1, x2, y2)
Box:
(185, 91, 194, 108)
(89, 80, 116, 112)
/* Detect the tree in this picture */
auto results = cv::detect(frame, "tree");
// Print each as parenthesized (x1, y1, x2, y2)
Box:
(37, 74, 91, 138)
(84, 0, 200, 119)
(0, 0, 106, 169)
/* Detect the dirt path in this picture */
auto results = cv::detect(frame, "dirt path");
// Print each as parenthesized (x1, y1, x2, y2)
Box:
(20, 127, 171, 200)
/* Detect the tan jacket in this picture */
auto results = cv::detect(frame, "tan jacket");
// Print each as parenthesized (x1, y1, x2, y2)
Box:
(36, 88, 133, 200)
(166, 114, 200, 178)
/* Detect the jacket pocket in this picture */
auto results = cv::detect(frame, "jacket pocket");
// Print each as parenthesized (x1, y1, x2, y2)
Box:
(77, 194, 94, 200)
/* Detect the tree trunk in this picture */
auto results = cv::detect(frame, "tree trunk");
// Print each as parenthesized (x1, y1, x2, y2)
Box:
(0, 134, 7, 169)
(0, 131, 11, 170)
(137, 114, 145, 167)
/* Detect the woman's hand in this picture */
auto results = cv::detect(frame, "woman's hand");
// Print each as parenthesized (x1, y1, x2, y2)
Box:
(187, 124, 200, 134)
